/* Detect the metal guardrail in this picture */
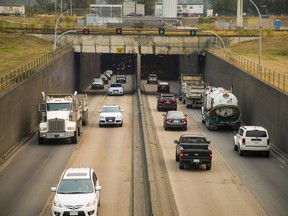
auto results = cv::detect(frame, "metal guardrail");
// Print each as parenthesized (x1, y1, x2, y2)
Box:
(0, 44, 73, 92)
(208, 44, 288, 93)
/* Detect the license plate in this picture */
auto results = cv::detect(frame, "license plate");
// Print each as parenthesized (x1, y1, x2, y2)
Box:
(70, 211, 78, 216)
(174, 120, 180, 123)
(108, 120, 113, 122)
(193, 159, 200, 163)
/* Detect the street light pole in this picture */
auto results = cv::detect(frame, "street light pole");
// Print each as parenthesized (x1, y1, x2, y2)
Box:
(248, 0, 262, 71)
(203, 30, 227, 52)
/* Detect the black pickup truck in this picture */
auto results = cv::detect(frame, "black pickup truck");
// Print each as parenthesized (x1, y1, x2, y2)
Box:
(174, 134, 212, 170)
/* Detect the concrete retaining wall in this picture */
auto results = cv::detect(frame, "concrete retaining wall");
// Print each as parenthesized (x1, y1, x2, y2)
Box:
(204, 53, 288, 155)
(0, 50, 100, 159)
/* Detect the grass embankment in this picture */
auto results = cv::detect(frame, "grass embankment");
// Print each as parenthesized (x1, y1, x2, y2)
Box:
(228, 36, 288, 75)
(0, 33, 53, 77)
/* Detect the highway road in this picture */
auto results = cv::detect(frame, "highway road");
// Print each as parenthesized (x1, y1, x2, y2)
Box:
(143, 80, 288, 216)
(0, 75, 287, 216)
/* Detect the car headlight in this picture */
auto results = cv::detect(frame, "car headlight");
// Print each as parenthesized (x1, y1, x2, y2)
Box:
(116, 115, 122, 120)
(67, 126, 75, 130)
(100, 116, 105, 119)
(86, 199, 96, 207)
(53, 200, 62, 208)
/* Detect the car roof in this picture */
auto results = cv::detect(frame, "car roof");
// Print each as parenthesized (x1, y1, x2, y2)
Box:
(241, 126, 267, 131)
(158, 82, 169, 85)
(102, 104, 120, 108)
(63, 168, 92, 180)
(160, 93, 174, 97)
(181, 134, 206, 138)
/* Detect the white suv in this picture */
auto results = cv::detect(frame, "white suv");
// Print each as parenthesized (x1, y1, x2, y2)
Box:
(108, 83, 124, 96)
(51, 168, 101, 216)
(98, 105, 123, 127)
(233, 126, 270, 157)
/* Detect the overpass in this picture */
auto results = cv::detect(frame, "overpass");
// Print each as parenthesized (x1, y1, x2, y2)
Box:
(60, 34, 209, 55)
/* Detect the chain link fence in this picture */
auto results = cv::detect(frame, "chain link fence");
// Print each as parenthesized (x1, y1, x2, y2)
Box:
(208, 44, 288, 93)
(0, 44, 73, 93)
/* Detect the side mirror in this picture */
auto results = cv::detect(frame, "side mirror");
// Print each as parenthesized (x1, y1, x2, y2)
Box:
(51, 187, 57, 192)
(207, 140, 211, 144)
(174, 140, 179, 144)
(98, 110, 101, 113)
(95, 185, 102, 191)
(121, 109, 124, 112)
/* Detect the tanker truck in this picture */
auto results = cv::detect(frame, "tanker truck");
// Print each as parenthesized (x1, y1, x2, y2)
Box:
(38, 91, 88, 144)
(201, 87, 241, 130)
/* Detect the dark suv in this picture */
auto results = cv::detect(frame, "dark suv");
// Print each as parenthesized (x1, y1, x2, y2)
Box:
(157, 82, 170, 93)
(157, 94, 177, 111)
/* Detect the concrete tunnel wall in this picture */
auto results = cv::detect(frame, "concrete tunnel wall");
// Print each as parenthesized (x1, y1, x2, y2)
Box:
(203, 53, 288, 155)
(0, 50, 100, 158)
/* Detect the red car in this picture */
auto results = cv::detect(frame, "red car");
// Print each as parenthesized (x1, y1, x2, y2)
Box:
(157, 94, 177, 111)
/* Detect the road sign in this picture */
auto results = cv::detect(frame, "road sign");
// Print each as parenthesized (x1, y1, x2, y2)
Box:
(158, 27, 165, 35)
(116, 48, 124, 53)
(83, 29, 90, 35)
(190, 29, 197, 36)
(116, 28, 122, 34)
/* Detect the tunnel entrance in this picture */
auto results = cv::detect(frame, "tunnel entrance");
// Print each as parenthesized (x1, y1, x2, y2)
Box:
(100, 54, 180, 81)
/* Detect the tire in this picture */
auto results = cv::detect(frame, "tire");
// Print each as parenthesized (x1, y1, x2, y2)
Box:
(99, 123, 103, 128)
(175, 152, 179, 162)
(119, 122, 123, 127)
(238, 147, 244, 156)
(164, 126, 168, 131)
(38, 137, 46, 144)
(265, 151, 270, 157)
(234, 143, 238, 151)
(206, 163, 212, 170)
(179, 163, 184, 170)
(183, 126, 187, 131)
(71, 131, 78, 144)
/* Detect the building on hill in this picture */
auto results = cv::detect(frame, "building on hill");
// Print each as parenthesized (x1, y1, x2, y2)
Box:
(0, 4, 25, 16)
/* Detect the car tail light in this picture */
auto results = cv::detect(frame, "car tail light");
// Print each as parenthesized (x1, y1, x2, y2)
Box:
(171, 99, 177, 103)
(209, 151, 212, 157)
(242, 138, 245, 145)
(166, 118, 172, 122)
(180, 150, 184, 157)
(159, 99, 165, 103)
(181, 118, 187, 123)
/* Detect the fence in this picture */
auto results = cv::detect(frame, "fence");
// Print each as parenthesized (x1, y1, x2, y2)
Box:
(208, 45, 288, 93)
(0, 44, 73, 93)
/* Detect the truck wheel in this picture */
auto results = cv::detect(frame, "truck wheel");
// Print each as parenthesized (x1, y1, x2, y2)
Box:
(206, 163, 212, 170)
(175, 152, 179, 162)
(71, 131, 78, 144)
(38, 137, 46, 144)
(78, 125, 81, 136)
(233, 142, 238, 151)
(179, 163, 184, 170)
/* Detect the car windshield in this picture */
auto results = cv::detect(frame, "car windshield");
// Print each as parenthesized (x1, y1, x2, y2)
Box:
(47, 103, 70, 111)
(110, 84, 122, 87)
(57, 179, 93, 194)
(161, 96, 174, 100)
(101, 107, 121, 112)
(246, 130, 267, 137)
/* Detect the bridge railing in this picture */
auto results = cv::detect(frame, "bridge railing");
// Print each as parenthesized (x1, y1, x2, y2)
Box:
(208, 44, 288, 93)
(0, 44, 73, 93)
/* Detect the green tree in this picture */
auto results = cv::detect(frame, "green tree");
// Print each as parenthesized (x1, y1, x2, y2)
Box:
(210, 0, 237, 16)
